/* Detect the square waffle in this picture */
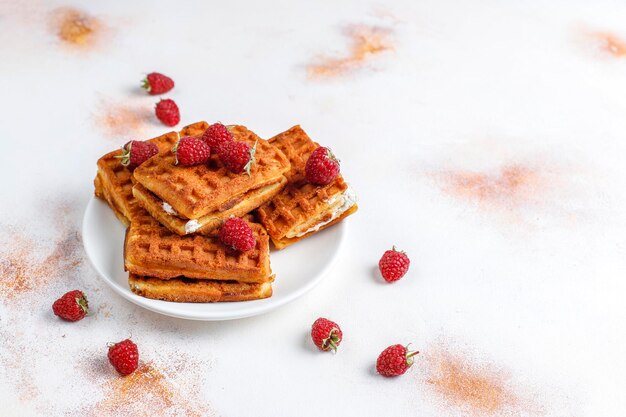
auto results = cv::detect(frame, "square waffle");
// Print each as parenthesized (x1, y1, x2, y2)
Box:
(124, 211, 273, 284)
(256, 126, 358, 249)
(132, 122, 291, 235)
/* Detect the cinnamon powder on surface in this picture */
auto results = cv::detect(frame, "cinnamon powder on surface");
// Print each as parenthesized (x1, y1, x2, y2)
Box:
(437, 164, 543, 208)
(94, 98, 152, 139)
(49, 7, 102, 49)
(85, 361, 212, 417)
(0, 228, 82, 300)
(308, 25, 393, 78)
(426, 350, 518, 414)
(591, 31, 626, 58)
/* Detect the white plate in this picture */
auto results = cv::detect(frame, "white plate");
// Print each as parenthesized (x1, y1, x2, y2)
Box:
(82, 197, 345, 321)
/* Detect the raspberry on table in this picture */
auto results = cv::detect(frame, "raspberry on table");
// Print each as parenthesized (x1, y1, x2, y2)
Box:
(155, 98, 180, 127)
(378, 246, 410, 283)
(311, 317, 343, 352)
(142, 72, 174, 95)
(376, 344, 418, 377)
(52, 290, 88, 322)
(108, 339, 139, 376)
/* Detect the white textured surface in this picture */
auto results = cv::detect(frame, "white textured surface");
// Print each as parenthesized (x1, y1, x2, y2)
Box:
(1, 0, 625, 416)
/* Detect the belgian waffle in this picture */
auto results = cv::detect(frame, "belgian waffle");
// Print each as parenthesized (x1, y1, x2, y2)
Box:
(94, 130, 179, 224)
(124, 211, 273, 284)
(256, 126, 358, 249)
(132, 123, 291, 234)
(132, 178, 287, 236)
(129, 274, 272, 303)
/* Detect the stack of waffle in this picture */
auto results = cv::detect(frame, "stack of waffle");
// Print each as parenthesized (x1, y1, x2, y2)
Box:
(94, 122, 358, 303)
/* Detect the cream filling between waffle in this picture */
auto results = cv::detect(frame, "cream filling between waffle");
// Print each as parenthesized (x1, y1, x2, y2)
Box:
(287, 185, 357, 238)
(185, 219, 201, 233)
(162, 202, 178, 216)
(134, 178, 287, 235)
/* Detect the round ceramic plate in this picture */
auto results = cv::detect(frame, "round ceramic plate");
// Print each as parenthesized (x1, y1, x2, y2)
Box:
(82, 197, 345, 321)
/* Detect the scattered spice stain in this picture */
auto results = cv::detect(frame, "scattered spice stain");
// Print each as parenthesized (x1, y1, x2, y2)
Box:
(86, 361, 212, 417)
(590, 31, 626, 58)
(0, 204, 84, 301)
(49, 7, 102, 49)
(436, 164, 544, 208)
(94, 98, 152, 139)
(0, 323, 40, 403)
(308, 25, 393, 79)
(0, 228, 82, 301)
(419, 347, 544, 416)
(426, 350, 518, 414)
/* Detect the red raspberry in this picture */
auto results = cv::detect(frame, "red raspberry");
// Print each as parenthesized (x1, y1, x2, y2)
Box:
(107, 339, 139, 376)
(142, 72, 174, 95)
(52, 290, 88, 322)
(219, 218, 256, 251)
(155, 99, 180, 127)
(116, 140, 158, 169)
(310, 317, 343, 352)
(376, 344, 419, 377)
(173, 136, 211, 166)
(378, 246, 410, 283)
(305, 147, 340, 185)
(218, 140, 256, 175)
(202, 122, 233, 152)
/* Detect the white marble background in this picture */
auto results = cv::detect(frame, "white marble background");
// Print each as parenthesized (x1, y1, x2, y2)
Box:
(1, 0, 625, 416)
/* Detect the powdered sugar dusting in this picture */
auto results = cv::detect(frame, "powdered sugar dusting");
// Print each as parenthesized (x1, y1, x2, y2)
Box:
(308, 25, 394, 79)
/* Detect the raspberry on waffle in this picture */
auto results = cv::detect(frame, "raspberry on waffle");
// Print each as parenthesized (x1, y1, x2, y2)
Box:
(256, 126, 358, 249)
(94, 131, 179, 225)
(132, 122, 291, 235)
(124, 212, 273, 284)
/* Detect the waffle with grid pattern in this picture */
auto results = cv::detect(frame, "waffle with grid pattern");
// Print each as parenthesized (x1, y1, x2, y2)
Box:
(94, 125, 274, 303)
(132, 123, 290, 234)
(94, 130, 179, 225)
(128, 274, 272, 303)
(124, 211, 273, 284)
(132, 177, 287, 236)
(256, 125, 358, 249)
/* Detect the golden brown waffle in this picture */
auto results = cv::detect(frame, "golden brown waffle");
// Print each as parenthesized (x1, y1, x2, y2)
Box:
(94, 130, 179, 224)
(132, 177, 287, 235)
(133, 124, 291, 221)
(129, 274, 272, 303)
(124, 211, 273, 284)
(256, 126, 357, 249)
